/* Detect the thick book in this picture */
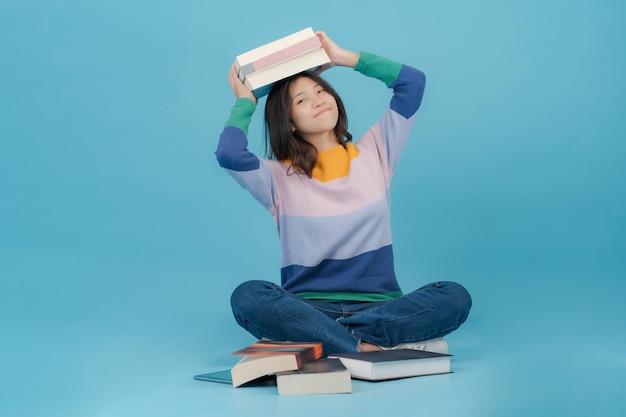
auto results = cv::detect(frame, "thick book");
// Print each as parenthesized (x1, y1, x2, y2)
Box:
(235, 27, 322, 79)
(327, 349, 452, 381)
(229, 341, 323, 387)
(276, 358, 352, 395)
(234, 27, 330, 98)
(243, 48, 330, 97)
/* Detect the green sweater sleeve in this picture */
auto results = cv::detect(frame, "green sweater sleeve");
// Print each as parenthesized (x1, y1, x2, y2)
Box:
(224, 97, 257, 135)
(354, 51, 402, 87)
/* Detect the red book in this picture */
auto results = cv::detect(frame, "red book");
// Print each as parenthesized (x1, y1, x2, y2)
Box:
(229, 340, 323, 387)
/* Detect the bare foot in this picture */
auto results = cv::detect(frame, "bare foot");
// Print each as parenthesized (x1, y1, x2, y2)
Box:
(358, 341, 383, 352)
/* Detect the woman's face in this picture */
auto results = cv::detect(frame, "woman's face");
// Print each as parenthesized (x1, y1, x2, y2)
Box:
(289, 76, 338, 137)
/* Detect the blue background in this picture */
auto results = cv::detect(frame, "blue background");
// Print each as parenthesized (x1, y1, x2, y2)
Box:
(1, 1, 624, 416)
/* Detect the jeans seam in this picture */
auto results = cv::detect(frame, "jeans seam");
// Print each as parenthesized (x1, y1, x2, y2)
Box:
(375, 307, 435, 323)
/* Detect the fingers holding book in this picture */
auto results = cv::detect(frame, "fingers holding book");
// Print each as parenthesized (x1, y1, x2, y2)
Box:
(228, 63, 257, 103)
(315, 31, 359, 71)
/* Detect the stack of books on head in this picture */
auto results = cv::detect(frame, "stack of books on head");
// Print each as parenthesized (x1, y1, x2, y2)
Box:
(194, 340, 352, 395)
(235, 27, 331, 98)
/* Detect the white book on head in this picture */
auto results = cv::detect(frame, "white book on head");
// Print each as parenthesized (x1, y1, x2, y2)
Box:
(244, 48, 330, 91)
(235, 27, 316, 70)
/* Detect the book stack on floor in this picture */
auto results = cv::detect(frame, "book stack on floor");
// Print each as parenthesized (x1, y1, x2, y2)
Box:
(195, 340, 352, 395)
(235, 27, 331, 98)
(193, 341, 453, 394)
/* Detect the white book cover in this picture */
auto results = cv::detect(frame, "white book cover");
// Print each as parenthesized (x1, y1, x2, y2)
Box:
(235, 27, 316, 70)
(244, 48, 330, 91)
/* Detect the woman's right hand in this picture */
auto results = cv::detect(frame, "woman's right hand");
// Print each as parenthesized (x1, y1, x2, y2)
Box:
(228, 64, 257, 103)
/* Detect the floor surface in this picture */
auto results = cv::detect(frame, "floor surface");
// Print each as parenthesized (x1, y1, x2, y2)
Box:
(2, 264, 624, 417)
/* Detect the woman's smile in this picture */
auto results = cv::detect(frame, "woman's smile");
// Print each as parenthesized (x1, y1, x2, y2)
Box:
(314, 108, 331, 117)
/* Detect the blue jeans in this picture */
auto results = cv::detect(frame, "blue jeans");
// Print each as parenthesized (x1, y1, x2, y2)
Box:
(230, 280, 472, 355)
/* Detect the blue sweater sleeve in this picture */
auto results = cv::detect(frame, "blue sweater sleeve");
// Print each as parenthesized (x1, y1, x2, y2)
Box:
(355, 52, 426, 119)
(215, 98, 276, 211)
(353, 52, 426, 177)
(215, 98, 260, 171)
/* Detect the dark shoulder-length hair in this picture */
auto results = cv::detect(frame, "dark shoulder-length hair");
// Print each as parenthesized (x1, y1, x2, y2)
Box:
(264, 71, 352, 177)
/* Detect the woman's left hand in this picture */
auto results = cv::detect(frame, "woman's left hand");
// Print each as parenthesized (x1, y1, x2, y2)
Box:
(315, 31, 359, 72)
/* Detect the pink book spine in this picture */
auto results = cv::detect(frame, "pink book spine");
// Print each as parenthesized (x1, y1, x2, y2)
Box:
(238, 36, 322, 80)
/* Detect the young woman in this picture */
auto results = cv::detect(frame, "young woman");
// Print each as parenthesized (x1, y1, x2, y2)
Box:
(216, 31, 472, 355)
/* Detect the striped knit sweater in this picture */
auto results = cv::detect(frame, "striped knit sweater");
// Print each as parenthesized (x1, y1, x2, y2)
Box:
(216, 52, 426, 302)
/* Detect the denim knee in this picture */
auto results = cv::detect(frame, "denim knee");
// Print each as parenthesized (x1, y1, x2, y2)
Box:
(445, 281, 472, 323)
(230, 279, 276, 317)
